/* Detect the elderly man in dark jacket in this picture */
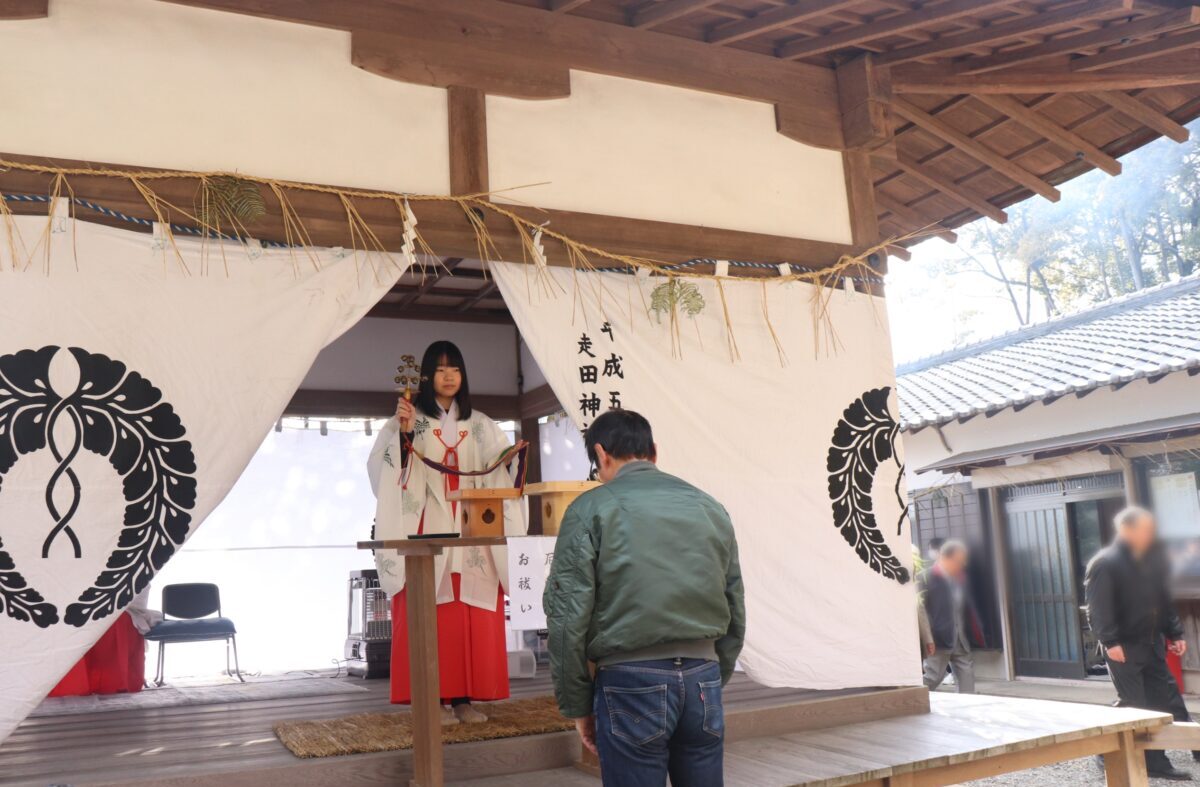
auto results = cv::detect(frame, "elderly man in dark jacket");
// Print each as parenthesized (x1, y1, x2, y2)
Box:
(1085, 505, 1197, 781)
(920, 540, 985, 693)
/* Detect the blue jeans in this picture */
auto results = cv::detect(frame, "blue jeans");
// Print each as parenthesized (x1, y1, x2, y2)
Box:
(594, 658, 724, 787)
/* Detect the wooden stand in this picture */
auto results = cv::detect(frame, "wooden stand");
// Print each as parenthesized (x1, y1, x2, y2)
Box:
(524, 481, 600, 536)
(357, 536, 508, 787)
(446, 488, 522, 537)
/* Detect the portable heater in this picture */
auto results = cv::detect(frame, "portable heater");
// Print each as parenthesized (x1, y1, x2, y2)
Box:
(345, 569, 392, 679)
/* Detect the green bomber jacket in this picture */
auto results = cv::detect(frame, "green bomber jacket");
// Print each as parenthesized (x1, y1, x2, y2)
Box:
(543, 461, 746, 718)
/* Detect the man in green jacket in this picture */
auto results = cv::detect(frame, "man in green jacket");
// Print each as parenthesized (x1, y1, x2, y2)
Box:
(544, 409, 745, 787)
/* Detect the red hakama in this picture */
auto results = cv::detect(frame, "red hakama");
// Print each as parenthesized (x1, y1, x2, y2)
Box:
(48, 612, 145, 697)
(390, 574, 509, 704)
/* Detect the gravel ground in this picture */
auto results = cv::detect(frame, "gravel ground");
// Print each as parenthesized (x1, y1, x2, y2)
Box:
(961, 751, 1200, 786)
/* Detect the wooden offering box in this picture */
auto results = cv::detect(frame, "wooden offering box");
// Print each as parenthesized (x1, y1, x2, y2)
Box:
(525, 481, 600, 536)
(446, 488, 522, 537)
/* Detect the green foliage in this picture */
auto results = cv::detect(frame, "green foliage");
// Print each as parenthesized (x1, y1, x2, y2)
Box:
(195, 176, 267, 229)
(925, 120, 1200, 326)
(649, 279, 706, 323)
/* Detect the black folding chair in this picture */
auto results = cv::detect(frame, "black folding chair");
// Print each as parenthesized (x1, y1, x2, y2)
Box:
(144, 583, 244, 686)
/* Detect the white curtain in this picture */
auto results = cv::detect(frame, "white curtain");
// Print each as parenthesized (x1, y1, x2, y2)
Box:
(492, 262, 921, 689)
(0, 211, 403, 742)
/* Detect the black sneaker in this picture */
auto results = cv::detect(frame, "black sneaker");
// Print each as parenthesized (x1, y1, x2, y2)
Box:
(1147, 764, 1194, 781)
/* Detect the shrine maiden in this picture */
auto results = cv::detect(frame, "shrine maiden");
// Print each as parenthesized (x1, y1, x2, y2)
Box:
(367, 341, 525, 724)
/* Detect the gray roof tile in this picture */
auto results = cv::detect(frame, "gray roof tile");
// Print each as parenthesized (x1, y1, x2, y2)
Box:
(896, 273, 1200, 431)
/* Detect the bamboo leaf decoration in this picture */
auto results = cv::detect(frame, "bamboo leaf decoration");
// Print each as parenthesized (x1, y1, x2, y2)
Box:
(650, 279, 706, 323)
(195, 176, 267, 230)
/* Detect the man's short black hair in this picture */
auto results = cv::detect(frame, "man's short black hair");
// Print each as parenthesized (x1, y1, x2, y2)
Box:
(584, 410, 656, 465)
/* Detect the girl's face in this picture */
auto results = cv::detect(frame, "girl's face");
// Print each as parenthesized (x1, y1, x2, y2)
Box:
(433, 357, 462, 400)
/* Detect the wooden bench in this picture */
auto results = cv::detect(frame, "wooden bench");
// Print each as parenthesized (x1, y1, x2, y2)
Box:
(713, 692, 1177, 787)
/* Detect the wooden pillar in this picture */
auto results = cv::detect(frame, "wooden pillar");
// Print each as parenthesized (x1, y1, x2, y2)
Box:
(520, 416, 544, 535)
(987, 487, 1017, 681)
(842, 150, 879, 247)
(1104, 730, 1150, 787)
(1118, 454, 1140, 505)
(448, 86, 489, 196)
(405, 552, 443, 787)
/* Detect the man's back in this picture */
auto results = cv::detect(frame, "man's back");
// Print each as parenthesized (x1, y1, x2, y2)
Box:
(569, 461, 739, 662)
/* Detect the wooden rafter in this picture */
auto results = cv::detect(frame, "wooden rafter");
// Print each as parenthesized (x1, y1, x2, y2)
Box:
(1095, 89, 1192, 141)
(888, 151, 1009, 223)
(630, 0, 722, 30)
(1071, 27, 1200, 71)
(0, 0, 46, 18)
(875, 0, 1137, 66)
(894, 52, 1200, 92)
(549, 0, 590, 11)
(893, 99, 1061, 201)
(457, 281, 500, 311)
(955, 7, 1200, 75)
(399, 258, 465, 308)
(875, 192, 958, 242)
(706, 0, 856, 46)
(777, 0, 1015, 60)
(971, 94, 1122, 175)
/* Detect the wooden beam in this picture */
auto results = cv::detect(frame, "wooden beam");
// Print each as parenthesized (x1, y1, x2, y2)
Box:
(550, 0, 590, 11)
(369, 302, 514, 324)
(889, 151, 1009, 223)
(457, 281, 499, 311)
(0, 152, 859, 270)
(886, 243, 912, 261)
(837, 54, 892, 151)
(163, 0, 845, 150)
(1096, 89, 1191, 141)
(777, 0, 1014, 60)
(892, 99, 1061, 201)
(972, 94, 1122, 175)
(894, 53, 1200, 92)
(630, 0, 722, 30)
(398, 258, 465, 307)
(285, 389, 520, 419)
(1071, 27, 1200, 71)
(0, 0, 47, 19)
(1137, 721, 1200, 750)
(352, 31, 571, 100)
(519, 383, 563, 419)
(875, 192, 957, 242)
(706, 0, 853, 46)
(842, 151, 879, 246)
(955, 7, 1200, 75)
(448, 86, 489, 196)
(876, 0, 1138, 66)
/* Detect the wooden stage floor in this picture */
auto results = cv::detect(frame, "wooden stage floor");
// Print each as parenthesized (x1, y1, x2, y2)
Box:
(0, 672, 890, 786)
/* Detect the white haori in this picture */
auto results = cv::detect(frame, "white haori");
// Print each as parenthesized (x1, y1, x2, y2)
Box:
(368, 407, 525, 609)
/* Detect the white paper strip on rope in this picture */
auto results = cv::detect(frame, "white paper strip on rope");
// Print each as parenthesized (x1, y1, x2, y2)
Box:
(0, 215, 404, 744)
(491, 262, 922, 690)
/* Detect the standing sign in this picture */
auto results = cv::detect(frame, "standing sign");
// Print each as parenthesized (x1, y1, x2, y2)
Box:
(507, 536, 556, 630)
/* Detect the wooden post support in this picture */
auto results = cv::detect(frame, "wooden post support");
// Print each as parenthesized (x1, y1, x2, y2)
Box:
(524, 481, 600, 536)
(405, 552, 444, 787)
(1105, 729, 1150, 787)
(447, 85, 490, 197)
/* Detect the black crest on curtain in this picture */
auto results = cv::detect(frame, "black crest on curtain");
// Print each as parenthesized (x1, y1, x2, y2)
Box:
(826, 386, 910, 585)
(0, 346, 196, 628)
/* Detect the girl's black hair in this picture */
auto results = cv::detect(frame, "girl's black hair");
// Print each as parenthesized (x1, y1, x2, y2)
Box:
(414, 340, 472, 419)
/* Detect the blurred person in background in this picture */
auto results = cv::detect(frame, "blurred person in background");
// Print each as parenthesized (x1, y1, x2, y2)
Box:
(920, 540, 985, 693)
(1085, 505, 1198, 780)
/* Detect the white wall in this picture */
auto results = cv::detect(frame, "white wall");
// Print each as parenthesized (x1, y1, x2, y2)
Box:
(302, 317, 519, 395)
(487, 71, 852, 243)
(0, 0, 449, 194)
(904, 372, 1200, 486)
